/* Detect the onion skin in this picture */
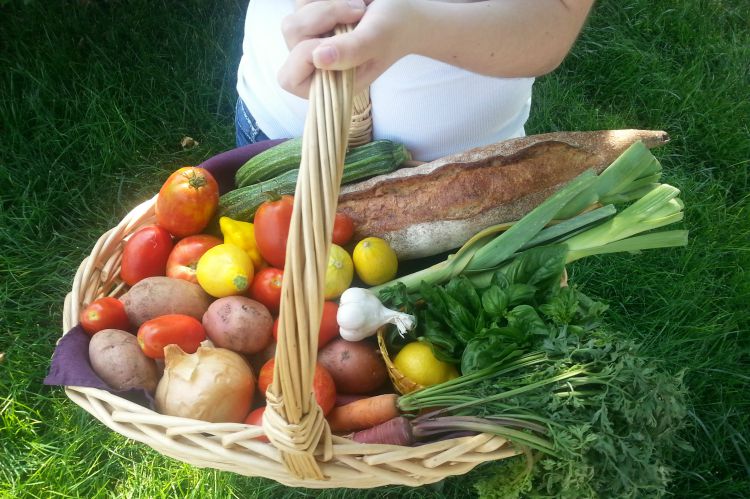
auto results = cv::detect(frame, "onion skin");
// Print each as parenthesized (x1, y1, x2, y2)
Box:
(155, 343, 255, 423)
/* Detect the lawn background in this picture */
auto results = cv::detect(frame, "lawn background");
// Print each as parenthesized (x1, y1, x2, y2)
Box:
(1, 0, 748, 497)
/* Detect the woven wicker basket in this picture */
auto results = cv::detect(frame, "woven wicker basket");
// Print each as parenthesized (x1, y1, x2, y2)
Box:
(59, 27, 522, 488)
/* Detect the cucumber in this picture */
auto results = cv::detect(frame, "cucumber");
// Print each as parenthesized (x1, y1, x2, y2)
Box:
(216, 140, 411, 225)
(235, 139, 409, 189)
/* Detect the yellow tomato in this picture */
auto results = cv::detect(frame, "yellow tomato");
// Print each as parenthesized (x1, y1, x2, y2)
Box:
(324, 244, 353, 299)
(392, 342, 460, 387)
(352, 237, 398, 286)
(196, 243, 254, 298)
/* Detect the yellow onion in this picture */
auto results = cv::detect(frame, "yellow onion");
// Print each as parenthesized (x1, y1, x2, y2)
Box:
(155, 342, 254, 423)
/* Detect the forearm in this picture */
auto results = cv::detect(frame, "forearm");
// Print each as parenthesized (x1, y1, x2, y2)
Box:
(405, 0, 595, 77)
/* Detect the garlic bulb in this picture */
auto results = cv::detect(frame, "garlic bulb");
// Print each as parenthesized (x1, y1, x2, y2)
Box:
(337, 287, 415, 342)
(155, 342, 254, 423)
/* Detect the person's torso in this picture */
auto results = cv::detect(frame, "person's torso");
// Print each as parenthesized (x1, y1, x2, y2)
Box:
(237, 0, 534, 161)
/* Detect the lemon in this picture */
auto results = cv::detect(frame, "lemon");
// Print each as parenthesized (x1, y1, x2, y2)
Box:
(392, 341, 460, 387)
(324, 244, 353, 299)
(196, 243, 254, 298)
(352, 237, 398, 286)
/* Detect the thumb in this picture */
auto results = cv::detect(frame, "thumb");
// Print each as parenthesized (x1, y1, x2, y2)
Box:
(312, 31, 373, 70)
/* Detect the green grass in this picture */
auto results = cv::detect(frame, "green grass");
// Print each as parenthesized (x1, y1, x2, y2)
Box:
(0, 0, 747, 497)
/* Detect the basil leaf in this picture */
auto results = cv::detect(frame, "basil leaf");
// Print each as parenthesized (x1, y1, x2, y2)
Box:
(506, 283, 538, 306)
(482, 285, 509, 317)
(503, 245, 567, 293)
(461, 335, 522, 374)
(490, 270, 511, 290)
(507, 304, 550, 339)
(446, 275, 482, 315)
(422, 319, 462, 364)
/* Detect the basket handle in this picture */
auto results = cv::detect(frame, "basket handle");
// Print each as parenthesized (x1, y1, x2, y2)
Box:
(262, 24, 361, 480)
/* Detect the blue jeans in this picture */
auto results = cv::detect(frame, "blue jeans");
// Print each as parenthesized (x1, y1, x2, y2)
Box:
(235, 98, 269, 147)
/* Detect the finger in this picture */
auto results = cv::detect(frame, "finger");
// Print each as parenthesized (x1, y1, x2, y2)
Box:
(311, 29, 375, 71)
(352, 59, 388, 94)
(283, 0, 366, 49)
(295, 0, 325, 8)
(278, 38, 322, 98)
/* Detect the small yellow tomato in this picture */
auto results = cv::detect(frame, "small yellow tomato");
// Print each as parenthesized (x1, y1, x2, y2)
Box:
(196, 243, 254, 298)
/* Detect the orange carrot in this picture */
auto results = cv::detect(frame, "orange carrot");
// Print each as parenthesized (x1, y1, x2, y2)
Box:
(327, 393, 400, 433)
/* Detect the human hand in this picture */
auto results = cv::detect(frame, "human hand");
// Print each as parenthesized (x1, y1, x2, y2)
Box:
(278, 0, 412, 98)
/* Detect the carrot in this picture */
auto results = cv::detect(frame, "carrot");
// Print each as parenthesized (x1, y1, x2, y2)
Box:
(335, 393, 368, 407)
(327, 393, 400, 433)
(351, 416, 414, 446)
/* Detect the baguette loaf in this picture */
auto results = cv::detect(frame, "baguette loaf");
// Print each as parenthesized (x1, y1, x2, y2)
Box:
(338, 129, 669, 260)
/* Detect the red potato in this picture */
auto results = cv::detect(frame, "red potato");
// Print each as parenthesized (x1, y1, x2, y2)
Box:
(120, 276, 212, 327)
(317, 338, 388, 394)
(88, 329, 160, 393)
(202, 296, 273, 354)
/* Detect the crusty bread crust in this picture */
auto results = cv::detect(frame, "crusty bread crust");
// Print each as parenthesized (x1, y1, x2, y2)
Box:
(338, 129, 669, 260)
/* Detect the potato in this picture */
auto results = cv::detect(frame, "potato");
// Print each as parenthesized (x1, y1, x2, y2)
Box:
(317, 338, 387, 394)
(88, 329, 160, 392)
(121, 276, 212, 327)
(202, 296, 273, 354)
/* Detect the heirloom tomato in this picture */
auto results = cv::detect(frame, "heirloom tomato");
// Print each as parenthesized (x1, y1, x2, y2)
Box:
(155, 167, 219, 238)
(136, 314, 206, 359)
(272, 301, 339, 349)
(250, 267, 283, 315)
(332, 212, 355, 246)
(253, 195, 294, 269)
(79, 297, 131, 335)
(166, 234, 222, 284)
(120, 225, 173, 286)
(257, 359, 336, 416)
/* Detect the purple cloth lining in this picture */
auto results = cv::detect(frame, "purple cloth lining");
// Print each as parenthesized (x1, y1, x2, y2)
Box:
(45, 139, 288, 407)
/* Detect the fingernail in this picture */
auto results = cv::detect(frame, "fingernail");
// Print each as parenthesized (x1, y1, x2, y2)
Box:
(348, 0, 365, 10)
(314, 45, 338, 66)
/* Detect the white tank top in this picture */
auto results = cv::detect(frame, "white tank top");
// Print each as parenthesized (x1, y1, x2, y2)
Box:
(237, 1, 534, 161)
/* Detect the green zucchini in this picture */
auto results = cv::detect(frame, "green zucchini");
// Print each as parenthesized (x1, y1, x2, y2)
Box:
(235, 138, 303, 188)
(217, 140, 411, 225)
(235, 139, 410, 189)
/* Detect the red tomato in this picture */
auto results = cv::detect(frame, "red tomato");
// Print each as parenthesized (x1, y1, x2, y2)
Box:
(120, 225, 174, 286)
(318, 301, 340, 348)
(155, 167, 219, 238)
(166, 234, 222, 284)
(253, 195, 294, 269)
(272, 301, 339, 349)
(257, 359, 336, 416)
(79, 297, 131, 335)
(250, 267, 284, 315)
(332, 212, 355, 246)
(137, 314, 206, 359)
(243, 406, 269, 442)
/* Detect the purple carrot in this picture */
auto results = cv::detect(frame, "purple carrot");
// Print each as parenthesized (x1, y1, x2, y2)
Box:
(351, 416, 415, 446)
